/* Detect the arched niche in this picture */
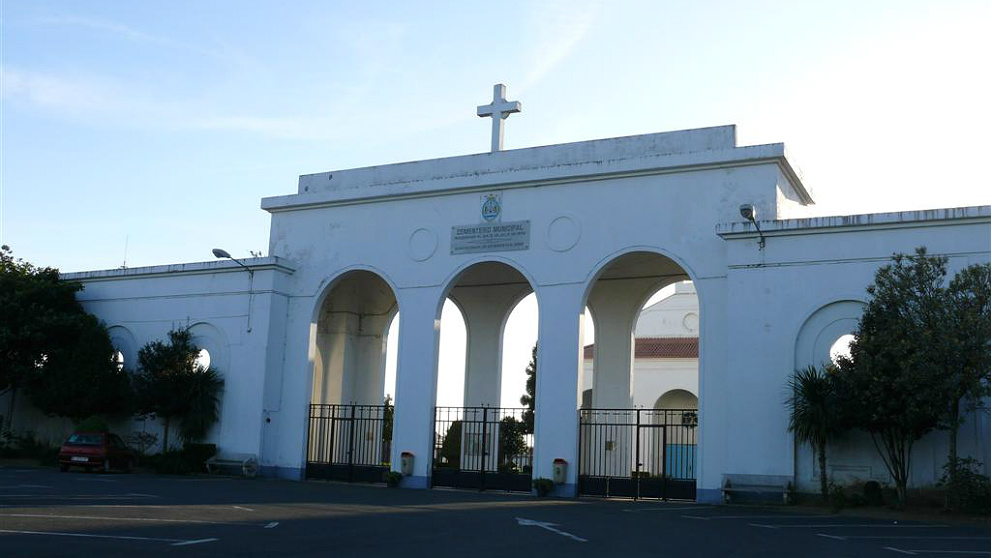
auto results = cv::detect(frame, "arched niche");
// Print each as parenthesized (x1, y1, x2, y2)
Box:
(794, 300, 865, 371)
(188, 321, 231, 374)
(106, 325, 139, 373)
(655, 389, 698, 410)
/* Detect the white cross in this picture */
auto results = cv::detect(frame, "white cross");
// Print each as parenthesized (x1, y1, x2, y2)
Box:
(477, 84, 521, 152)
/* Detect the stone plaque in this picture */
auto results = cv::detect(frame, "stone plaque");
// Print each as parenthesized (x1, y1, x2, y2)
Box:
(451, 220, 530, 255)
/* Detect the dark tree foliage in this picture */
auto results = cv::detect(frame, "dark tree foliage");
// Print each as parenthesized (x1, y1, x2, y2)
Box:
(0, 245, 83, 397)
(1, 245, 131, 424)
(940, 262, 991, 500)
(497, 415, 527, 472)
(833, 248, 954, 507)
(382, 395, 394, 444)
(787, 365, 845, 502)
(437, 420, 462, 468)
(134, 328, 223, 452)
(26, 313, 133, 421)
(519, 344, 537, 434)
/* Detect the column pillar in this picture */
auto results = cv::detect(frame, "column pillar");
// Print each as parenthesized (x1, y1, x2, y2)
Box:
(532, 283, 584, 496)
(390, 287, 443, 489)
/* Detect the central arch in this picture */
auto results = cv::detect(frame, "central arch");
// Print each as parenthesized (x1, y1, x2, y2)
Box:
(430, 259, 539, 492)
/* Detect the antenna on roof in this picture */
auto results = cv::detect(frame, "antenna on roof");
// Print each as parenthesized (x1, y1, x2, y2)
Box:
(121, 235, 129, 269)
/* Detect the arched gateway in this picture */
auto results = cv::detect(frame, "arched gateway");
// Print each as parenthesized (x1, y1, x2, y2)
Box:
(55, 121, 989, 502)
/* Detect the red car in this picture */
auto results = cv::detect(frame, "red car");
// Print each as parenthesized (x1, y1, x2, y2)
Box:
(58, 432, 135, 473)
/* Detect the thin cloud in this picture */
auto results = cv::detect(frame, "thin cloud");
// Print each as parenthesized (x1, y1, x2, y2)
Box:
(32, 13, 260, 71)
(518, 0, 602, 93)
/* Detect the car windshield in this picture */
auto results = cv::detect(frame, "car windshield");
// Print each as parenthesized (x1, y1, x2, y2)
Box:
(66, 434, 104, 446)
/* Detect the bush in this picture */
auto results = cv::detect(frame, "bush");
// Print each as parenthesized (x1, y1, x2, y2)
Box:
(847, 493, 866, 507)
(939, 458, 991, 513)
(383, 471, 403, 487)
(533, 477, 554, 497)
(828, 483, 848, 511)
(863, 481, 884, 506)
(182, 443, 217, 472)
(126, 431, 159, 456)
(151, 451, 193, 475)
(75, 415, 109, 432)
(0, 429, 15, 457)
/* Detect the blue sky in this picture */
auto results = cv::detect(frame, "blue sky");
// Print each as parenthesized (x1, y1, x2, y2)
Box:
(3, 1, 990, 405)
(3, 0, 989, 271)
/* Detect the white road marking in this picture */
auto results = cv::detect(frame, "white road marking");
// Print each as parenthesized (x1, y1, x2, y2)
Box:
(0, 484, 53, 489)
(817, 534, 847, 540)
(516, 517, 587, 542)
(1, 511, 277, 529)
(0, 528, 202, 545)
(1, 512, 236, 526)
(885, 547, 917, 555)
(171, 538, 219, 546)
(749, 523, 779, 529)
(233, 506, 255, 512)
(682, 515, 711, 520)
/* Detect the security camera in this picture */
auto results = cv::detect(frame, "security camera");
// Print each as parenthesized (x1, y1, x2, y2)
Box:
(739, 203, 757, 222)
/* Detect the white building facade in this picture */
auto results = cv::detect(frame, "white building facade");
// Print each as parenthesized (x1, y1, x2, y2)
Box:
(10, 124, 989, 501)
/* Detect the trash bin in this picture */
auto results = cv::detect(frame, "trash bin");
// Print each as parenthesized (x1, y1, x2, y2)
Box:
(400, 451, 415, 476)
(552, 458, 568, 484)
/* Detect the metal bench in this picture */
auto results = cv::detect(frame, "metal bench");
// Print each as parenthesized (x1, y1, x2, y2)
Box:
(722, 474, 792, 504)
(205, 453, 258, 478)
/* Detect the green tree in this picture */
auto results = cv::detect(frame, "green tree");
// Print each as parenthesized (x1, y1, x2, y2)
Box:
(382, 395, 394, 443)
(134, 328, 223, 452)
(26, 313, 133, 421)
(497, 415, 526, 472)
(437, 420, 462, 468)
(0, 245, 83, 426)
(833, 247, 951, 507)
(1, 245, 130, 425)
(519, 344, 537, 434)
(787, 365, 845, 502)
(937, 263, 990, 506)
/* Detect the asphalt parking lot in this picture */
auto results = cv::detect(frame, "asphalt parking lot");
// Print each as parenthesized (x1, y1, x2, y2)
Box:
(1, 465, 988, 558)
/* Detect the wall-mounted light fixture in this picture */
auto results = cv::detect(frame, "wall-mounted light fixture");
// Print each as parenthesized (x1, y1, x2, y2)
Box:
(739, 204, 765, 250)
(213, 248, 254, 333)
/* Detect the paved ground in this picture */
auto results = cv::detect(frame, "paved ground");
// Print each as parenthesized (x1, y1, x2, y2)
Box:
(1, 466, 988, 557)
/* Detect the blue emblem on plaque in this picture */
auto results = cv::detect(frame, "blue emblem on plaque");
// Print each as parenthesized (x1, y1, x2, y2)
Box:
(481, 193, 501, 222)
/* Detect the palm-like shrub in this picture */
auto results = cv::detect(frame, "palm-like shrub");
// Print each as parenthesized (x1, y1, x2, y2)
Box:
(134, 329, 224, 451)
(787, 365, 844, 501)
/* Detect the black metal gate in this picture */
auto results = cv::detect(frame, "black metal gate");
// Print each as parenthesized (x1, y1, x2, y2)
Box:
(431, 406, 533, 492)
(578, 408, 697, 500)
(306, 404, 391, 483)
